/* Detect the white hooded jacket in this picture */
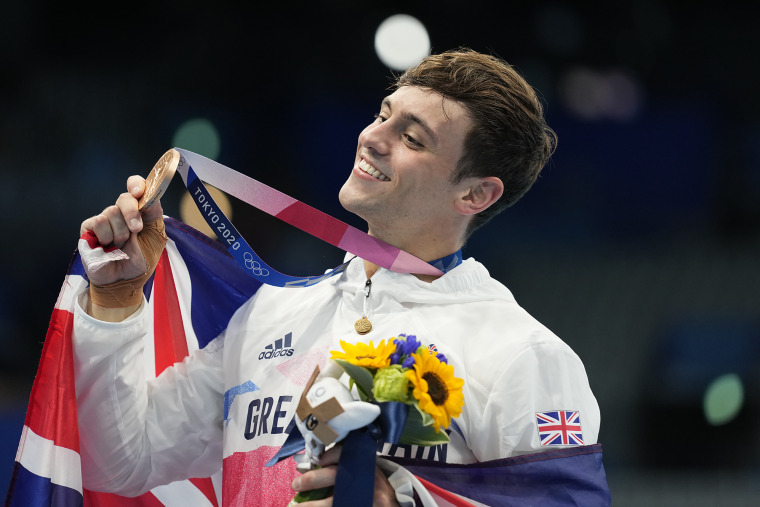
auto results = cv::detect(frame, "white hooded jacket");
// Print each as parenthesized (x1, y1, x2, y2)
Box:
(72, 253, 600, 505)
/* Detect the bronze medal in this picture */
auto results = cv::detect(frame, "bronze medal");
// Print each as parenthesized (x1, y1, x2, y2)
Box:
(138, 149, 180, 210)
(354, 316, 372, 335)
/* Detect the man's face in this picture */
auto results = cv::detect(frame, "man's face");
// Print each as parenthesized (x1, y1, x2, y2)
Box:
(339, 86, 473, 247)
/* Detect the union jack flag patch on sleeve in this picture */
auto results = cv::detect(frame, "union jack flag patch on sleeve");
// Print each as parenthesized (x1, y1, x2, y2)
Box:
(536, 410, 584, 446)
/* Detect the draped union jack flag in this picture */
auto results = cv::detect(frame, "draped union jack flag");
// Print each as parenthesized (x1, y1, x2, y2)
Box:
(6, 217, 610, 506)
(536, 411, 584, 446)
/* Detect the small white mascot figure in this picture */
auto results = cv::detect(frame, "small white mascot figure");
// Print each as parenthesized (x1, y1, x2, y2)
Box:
(288, 364, 381, 505)
(294, 364, 381, 471)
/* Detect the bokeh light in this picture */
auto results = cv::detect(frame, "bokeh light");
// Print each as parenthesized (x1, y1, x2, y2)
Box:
(703, 373, 745, 426)
(172, 118, 222, 160)
(374, 14, 430, 71)
(179, 184, 233, 239)
(557, 66, 644, 121)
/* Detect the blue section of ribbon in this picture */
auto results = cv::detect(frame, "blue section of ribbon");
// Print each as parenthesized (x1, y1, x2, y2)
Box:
(333, 427, 381, 507)
(266, 403, 409, 504)
(265, 418, 306, 467)
(376, 402, 408, 444)
(429, 249, 463, 274)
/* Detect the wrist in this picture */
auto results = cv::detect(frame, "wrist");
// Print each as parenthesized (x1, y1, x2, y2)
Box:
(86, 288, 142, 322)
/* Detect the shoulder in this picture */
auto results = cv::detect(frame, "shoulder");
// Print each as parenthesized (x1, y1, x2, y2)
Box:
(432, 258, 587, 384)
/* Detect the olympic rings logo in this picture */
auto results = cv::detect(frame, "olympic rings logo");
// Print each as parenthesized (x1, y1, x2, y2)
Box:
(243, 252, 270, 277)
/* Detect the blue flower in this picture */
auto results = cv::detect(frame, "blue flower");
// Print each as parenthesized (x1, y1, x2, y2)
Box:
(391, 334, 422, 366)
(402, 356, 416, 368)
(396, 334, 421, 355)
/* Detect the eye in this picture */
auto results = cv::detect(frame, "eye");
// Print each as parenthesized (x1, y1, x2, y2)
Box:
(403, 133, 423, 147)
(373, 113, 387, 123)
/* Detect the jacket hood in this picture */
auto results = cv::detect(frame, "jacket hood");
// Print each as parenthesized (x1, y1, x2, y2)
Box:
(332, 255, 516, 307)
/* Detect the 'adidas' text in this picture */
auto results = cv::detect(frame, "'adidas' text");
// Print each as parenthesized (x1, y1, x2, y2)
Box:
(259, 332, 295, 360)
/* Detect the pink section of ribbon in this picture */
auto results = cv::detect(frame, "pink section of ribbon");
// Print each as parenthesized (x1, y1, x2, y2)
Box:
(338, 228, 442, 277)
(198, 163, 297, 216)
(390, 249, 444, 277)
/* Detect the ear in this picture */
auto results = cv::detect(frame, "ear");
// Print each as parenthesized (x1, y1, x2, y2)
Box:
(454, 177, 504, 216)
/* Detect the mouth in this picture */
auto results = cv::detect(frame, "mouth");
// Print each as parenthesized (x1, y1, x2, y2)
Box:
(357, 158, 390, 181)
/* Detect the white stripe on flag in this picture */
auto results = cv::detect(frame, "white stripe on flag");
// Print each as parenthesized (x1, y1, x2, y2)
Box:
(429, 491, 490, 507)
(55, 274, 87, 312)
(15, 425, 83, 494)
(150, 480, 216, 507)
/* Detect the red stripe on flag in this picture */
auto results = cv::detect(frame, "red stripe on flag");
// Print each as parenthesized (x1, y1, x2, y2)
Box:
(24, 307, 80, 452)
(414, 475, 478, 507)
(151, 251, 219, 505)
(152, 251, 189, 375)
(190, 477, 220, 507)
(274, 201, 349, 247)
(84, 490, 165, 507)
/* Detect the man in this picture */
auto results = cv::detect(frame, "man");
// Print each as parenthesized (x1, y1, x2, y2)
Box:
(74, 48, 601, 505)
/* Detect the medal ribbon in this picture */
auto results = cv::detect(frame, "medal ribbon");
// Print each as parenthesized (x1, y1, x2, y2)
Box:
(174, 148, 446, 286)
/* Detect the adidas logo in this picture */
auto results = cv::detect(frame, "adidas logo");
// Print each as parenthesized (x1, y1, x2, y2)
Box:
(258, 332, 295, 360)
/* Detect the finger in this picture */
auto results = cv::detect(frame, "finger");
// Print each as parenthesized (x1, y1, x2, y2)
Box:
(115, 191, 143, 235)
(81, 212, 115, 245)
(102, 203, 133, 248)
(373, 467, 399, 507)
(126, 174, 165, 222)
(318, 445, 342, 467)
(293, 465, 337, 493)
(80, 214, 98, 236)
(126, 175, 145, 199)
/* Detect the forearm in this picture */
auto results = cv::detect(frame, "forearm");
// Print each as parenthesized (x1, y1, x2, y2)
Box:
(73, 289, 152, 493)
(72, 288, 226, 495)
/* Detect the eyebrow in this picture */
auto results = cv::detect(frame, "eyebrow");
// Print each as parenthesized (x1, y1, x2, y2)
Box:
(382, 97, 439, 145)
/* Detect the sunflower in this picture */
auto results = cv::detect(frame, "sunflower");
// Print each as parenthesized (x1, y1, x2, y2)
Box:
(330, 339, 395, 369)
(406, 348, 465, 432)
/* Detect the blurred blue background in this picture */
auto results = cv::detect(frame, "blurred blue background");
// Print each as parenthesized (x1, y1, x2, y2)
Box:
(2, 1, 759, 504)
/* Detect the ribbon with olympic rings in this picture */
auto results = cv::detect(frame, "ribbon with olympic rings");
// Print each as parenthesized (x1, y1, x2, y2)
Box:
(173, 148, 446, 287)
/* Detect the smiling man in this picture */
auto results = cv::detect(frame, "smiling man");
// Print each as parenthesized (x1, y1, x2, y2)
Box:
(72, 48, 604, 506)
(340, 85, 497, 279)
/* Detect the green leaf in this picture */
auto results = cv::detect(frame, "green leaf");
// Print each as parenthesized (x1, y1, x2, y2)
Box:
(292, 486, 333, 503)
(398, 402, 451, 446)
(291, 466, 333, 503)
(333, 359, 375, 401)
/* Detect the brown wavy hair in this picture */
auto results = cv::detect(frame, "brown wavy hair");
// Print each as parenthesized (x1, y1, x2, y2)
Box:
(394, 48, 557, 236)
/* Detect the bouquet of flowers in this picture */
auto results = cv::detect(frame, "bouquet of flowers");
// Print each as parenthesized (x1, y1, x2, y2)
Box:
(289, 334, 465, 505)
(330, 333, 465, 443)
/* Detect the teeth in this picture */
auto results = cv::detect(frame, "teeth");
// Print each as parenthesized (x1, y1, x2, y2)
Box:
(358, 159, 389, 181)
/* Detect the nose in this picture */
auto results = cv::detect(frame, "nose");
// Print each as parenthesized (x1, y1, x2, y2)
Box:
(358, 119, 391, 156)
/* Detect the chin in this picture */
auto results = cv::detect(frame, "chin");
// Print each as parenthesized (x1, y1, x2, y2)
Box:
(338, 194, 370, 226)
(338, 181, 351, 208)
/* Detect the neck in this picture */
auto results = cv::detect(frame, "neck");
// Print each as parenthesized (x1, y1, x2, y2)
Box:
(363, 259, 443, 283)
